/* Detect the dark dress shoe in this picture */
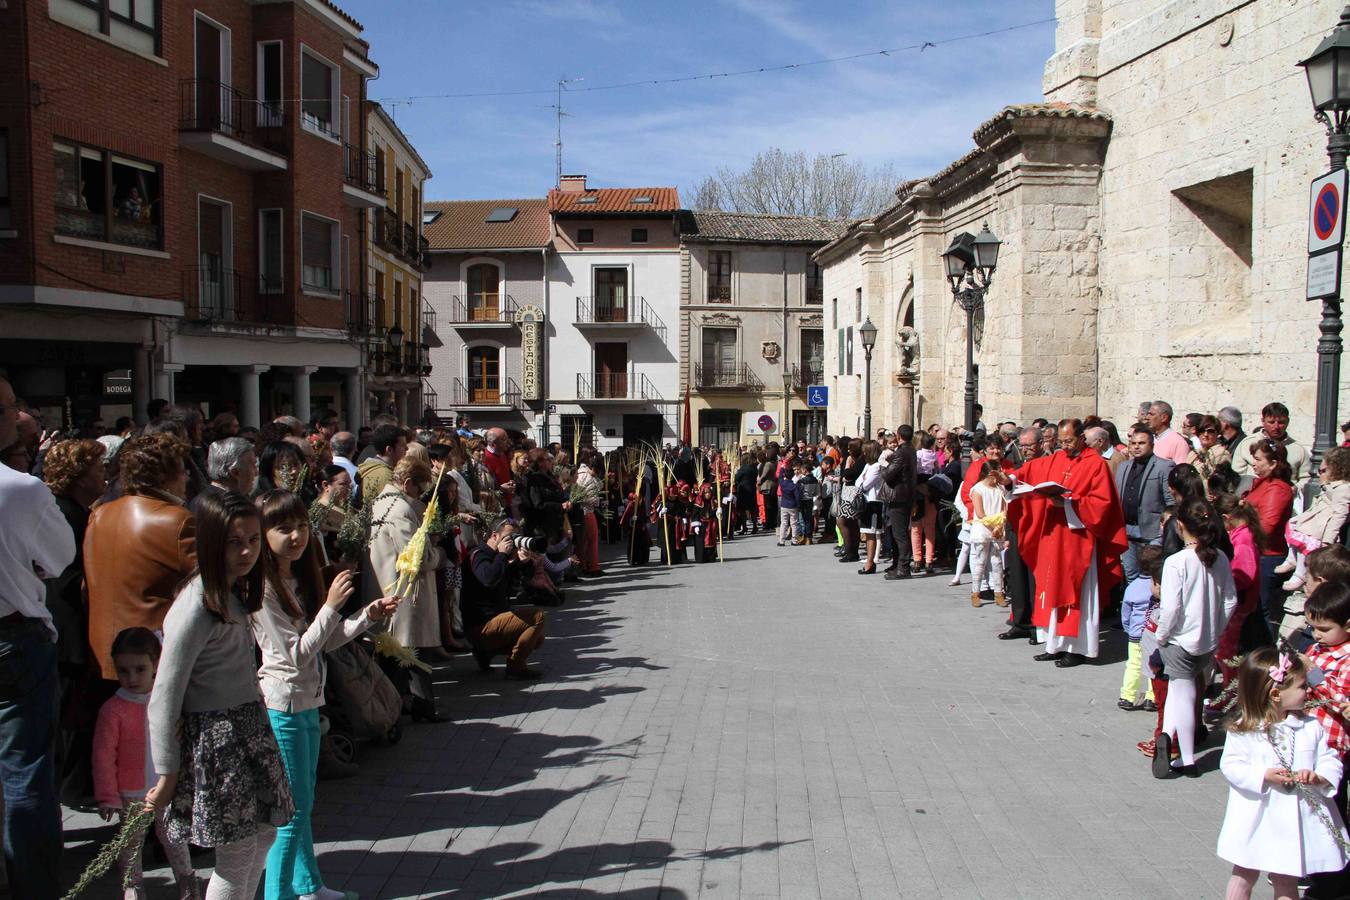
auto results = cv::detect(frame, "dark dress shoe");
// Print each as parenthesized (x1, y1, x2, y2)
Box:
(410, 698, 447, 723)
(997, 627, 1030, 640)
(884, 569, 911, 581)
(1152, 733, 1174, 779)
(1141, 699, 1158, 712)
(1117, 699, 1138, 711)
(857, 566, 876, 575)
(1055, 653, 1087, 668)
(1033, 651, 1064, 662)
(839, 554, 860, 563)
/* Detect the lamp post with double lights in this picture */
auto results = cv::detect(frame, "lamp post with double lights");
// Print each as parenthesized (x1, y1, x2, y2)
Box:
(1298, 6, 1350, 476)
(858, 317, 878, 439)
(941, 224, 1001, 451)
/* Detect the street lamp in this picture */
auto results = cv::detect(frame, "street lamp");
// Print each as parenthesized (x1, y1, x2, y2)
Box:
(858, 317, 878, 439)
(782, 368, 793, 442)
(942, 223, 1001, 444)
(1299, 6, 1350, 474)
(809, 349, 824, 445)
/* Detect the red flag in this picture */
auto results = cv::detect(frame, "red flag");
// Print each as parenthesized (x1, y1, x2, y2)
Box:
(681, 383, 692, 446)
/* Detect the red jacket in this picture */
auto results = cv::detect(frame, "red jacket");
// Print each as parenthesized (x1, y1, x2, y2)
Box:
(961, 457, 1016, 515)
(1242, 476, 1293, 557)
(484, 447, 514, 496)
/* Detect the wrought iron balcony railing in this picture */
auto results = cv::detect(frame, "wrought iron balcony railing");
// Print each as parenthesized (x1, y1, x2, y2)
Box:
(448, 294, 519, 324)
(451, 377, 523, 408)
(696, 362, 764, 391)
(178, 79, 285, 151)
(576, 371, 662, 400)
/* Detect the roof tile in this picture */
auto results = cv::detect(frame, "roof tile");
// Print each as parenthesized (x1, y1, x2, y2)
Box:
(681, 210, 850, 244)
(548, 187, 679, 214)
(423, 199, 551, 251)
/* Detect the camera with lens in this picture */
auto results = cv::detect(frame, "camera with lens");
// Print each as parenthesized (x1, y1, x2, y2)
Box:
(512, 534, 547, 554)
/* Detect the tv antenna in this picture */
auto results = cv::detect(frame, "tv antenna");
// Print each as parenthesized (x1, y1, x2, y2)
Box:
(554, 76, 582, 187)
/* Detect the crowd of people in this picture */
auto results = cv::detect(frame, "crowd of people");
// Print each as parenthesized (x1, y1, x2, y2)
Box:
(6, 376, 1350, 898)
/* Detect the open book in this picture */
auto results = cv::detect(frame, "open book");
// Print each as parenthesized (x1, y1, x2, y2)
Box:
(1010, 480, 1070, 498)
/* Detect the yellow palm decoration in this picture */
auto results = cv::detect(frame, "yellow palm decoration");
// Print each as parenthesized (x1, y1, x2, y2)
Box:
(384, 468, 447, 604)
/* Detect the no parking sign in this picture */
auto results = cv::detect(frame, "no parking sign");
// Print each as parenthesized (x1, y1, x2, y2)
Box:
(1308, 169, 1348, 300)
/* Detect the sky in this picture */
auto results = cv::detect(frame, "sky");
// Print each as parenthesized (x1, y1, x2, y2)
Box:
(340, 0, 1058, 203)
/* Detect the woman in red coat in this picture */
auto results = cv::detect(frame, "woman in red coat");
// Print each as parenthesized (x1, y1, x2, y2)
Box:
(1240, 439, 1294, 640)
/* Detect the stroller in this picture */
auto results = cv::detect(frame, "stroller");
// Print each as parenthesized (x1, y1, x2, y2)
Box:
(322, 636, 404, 763)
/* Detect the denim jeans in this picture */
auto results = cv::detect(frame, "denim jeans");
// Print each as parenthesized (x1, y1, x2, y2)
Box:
(265, 708, 322, 900)
(0, 617, 61, 899)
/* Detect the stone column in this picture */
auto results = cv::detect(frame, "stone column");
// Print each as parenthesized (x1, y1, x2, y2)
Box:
(344, 370, 363, 431)
(234, 365, 270, 428)
(397, 389, 411, 426)
(132, 348, 151, 424)
(290, 366, 318, 424)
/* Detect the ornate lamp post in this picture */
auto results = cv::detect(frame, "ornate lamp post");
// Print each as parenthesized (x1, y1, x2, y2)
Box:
(1298, 7, 1350, 473)
(782, 367, 793, 442)
(859, 317, 878, 439)
(942, 224, 1001, 444)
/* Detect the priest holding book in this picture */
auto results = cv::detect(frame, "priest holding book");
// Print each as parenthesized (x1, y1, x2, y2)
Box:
(1010, 418, 1128, 667)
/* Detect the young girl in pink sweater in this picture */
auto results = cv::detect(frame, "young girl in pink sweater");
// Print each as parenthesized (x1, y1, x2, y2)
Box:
(93, 627, 198, 899)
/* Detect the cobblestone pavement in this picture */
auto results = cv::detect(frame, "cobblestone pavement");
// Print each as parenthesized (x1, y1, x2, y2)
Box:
(62, 534, 1231, 898)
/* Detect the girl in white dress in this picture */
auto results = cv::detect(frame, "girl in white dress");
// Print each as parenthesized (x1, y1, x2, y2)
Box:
(968, 461, 1010, 609)
(1217, 647, 1350, 899)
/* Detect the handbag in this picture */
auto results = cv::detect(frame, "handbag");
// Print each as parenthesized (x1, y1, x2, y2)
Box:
(839, 484, 861, 520)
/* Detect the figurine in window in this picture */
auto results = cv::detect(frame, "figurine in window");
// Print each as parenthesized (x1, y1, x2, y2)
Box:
(119, 187, 144, 221)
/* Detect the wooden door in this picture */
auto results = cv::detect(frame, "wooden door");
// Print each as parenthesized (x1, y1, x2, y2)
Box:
(595, 268, 627, 322)
(468, 347, 500, 403)
(467, 263, 499, 320)
(594, 342, 627, 398)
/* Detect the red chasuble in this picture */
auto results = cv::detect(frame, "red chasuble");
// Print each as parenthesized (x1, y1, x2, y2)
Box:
(1011, 447, 1127, 637)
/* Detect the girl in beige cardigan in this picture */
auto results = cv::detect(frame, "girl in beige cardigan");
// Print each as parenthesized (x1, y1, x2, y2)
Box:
(1284, 446, 1350, 591)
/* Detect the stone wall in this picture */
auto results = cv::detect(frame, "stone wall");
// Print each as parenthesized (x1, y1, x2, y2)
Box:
(1051, 0, 1350, 443)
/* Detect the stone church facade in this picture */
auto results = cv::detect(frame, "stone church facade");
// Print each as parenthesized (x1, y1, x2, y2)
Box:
(817, 0, 1347, 443)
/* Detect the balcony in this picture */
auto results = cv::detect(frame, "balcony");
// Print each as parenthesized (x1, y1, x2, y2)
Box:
(341, 144, 385, 208)
(575, 296, 668, 339)
(177, 79, 287, 171)
(451, 377, 523, 411)
(791, 362, 824, 391)
(695, 362, 764, 392)
(374, 208, 402, 254)
(447, 294, 519, 328)
(420, 306, 442, 348)
(707, 284, 731, 303)
(576, 371, 662, 402)
(181, 266, 292, 326)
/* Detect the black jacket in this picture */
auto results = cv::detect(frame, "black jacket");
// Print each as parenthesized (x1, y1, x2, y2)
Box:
(461, 545, 516, 636)
(882, 445, 917, 505)
(521, 470, 567, 538)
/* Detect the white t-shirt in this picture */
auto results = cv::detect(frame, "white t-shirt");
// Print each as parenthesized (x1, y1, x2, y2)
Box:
(969, 481, 1009, 542)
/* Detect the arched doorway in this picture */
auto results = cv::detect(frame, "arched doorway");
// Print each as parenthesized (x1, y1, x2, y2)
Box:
(466, 263, 500, 320)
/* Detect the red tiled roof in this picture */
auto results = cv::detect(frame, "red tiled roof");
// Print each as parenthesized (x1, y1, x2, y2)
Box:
(423, 199, 551, 251)
(548, 187, 679, 215)
(318, 0, 362, 31)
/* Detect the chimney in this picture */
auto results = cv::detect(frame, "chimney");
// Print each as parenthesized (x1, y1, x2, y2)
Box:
(559, 174, 587, 193)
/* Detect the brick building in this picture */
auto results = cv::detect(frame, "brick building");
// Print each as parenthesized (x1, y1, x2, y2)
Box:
(0, 0, 388, 430)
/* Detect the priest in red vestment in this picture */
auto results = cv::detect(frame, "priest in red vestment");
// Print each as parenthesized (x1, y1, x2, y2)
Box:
(1010, 418, 1127, 667)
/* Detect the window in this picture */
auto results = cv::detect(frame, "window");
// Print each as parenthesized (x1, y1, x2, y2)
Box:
(56, 0, 160, 55)
(831, 297, 837, 329)
(1165, 170, 1254, 356)
(701, 327, 737, 386)
(855, 287, 862, 320)
(698, 409, 739, 448)
(256, 42, 283, 128)
(801, 329, 824, 383)
(467, 346, 500, 403)
(0, 130, 10, 230)
(423, 210, 441, 225)
(846, 325, 854, 375)
(560, 414, 593, 450)
(631, 228, 648, 244)
(53, 140, 161, 249)
(577, 228, 594, 244)
(300, 48, 338, 138)
(466, 263, 500, 320)
(707, 250, 732, 302)
(259, 209, 282, 293)
(301, 212, 337, 293)
(485, 207, 518, 223)
(594, 268, 628, 322)
(806, 262, 823, 304)
(374, 145, 386, 194)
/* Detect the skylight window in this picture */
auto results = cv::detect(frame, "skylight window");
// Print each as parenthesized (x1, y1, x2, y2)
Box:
(485, 207, 519, 223)
(423, 211, 442, 225)
(632, 196, 652, 204)
(575, 196, 597, 205)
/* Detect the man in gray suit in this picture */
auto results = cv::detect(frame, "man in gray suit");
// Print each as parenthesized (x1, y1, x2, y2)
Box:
(1115, 428, 1174, 583)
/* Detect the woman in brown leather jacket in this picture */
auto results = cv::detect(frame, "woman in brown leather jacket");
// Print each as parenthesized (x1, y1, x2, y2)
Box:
(84, 433, 197, 681)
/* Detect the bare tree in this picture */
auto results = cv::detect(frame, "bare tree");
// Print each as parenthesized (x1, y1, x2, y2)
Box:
(690, 149, 896, 219)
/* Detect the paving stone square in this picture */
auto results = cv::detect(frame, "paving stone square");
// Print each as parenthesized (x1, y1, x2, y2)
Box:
(62, 534, 1231, 898)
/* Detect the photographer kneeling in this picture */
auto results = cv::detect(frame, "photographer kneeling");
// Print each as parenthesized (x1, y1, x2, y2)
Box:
(462, 519, 547, 679)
